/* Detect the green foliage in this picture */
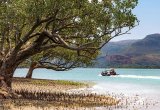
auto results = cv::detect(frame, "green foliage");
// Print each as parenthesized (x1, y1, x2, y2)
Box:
(0, 0, 138, 70)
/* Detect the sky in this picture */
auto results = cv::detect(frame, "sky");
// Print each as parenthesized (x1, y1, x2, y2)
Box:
(112, 0, 160, 41)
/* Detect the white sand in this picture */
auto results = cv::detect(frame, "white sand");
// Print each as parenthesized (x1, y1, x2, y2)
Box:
(67, 82, 160, 110)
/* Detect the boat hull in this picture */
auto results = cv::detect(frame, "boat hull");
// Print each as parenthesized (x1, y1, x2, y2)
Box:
(101, 72, 119, 76)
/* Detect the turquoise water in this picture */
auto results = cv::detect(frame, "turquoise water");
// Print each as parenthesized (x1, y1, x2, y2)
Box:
(14, 68, 160, 85)
(14, 68, 160, 95)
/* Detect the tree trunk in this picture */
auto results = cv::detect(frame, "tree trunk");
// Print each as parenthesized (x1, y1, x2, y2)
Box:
(26, 62, 37, 78)
(0, 61, 19, 99)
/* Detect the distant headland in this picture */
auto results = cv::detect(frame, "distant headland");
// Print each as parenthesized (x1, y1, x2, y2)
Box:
(95, 34, 160, 68)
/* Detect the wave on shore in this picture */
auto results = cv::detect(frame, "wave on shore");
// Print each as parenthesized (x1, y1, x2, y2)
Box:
(116, 75, 160, 80)
(99, 74, 160, 80)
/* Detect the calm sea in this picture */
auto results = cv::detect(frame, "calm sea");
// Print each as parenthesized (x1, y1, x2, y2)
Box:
(14, 68, 160, 97)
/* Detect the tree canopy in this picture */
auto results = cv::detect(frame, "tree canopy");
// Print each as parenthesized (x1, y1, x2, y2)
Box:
(0, 0, 138, 98)
(0, 0, 138, 68)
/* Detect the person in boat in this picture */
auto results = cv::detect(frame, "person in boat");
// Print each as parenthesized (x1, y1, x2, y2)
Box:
(101, 68, 117, 76)
(101, 69, 109, 76)
(109, 68, 116, 75)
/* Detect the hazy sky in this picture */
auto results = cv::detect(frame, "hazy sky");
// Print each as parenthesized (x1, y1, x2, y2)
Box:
(112, 0, 160, 41)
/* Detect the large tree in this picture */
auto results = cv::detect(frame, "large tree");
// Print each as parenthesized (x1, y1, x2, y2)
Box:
(0, 0, 138, 98)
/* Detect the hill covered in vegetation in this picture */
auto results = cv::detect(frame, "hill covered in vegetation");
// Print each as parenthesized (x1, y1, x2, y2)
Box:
(95, 34, 160, 68)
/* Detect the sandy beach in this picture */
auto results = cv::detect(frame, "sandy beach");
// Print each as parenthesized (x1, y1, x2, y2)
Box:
(74, 83, 160, 110)
(0, 78, 119, 110)
(0, 77, 159, 110)
(10, 78, 160, 110)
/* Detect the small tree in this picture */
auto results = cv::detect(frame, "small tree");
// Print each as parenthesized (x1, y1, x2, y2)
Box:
(25, 47, 97, 78)
(0, 0, 138, 98)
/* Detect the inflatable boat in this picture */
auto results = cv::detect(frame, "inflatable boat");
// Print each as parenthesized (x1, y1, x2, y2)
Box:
(101, 69, 118, 76)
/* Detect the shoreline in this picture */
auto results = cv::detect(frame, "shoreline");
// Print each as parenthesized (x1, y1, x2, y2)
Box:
(1, 77, 159, 110)
(0, 78, 119, 110)
(90, 82, 160, 110)
(66, 81, 160, 110)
